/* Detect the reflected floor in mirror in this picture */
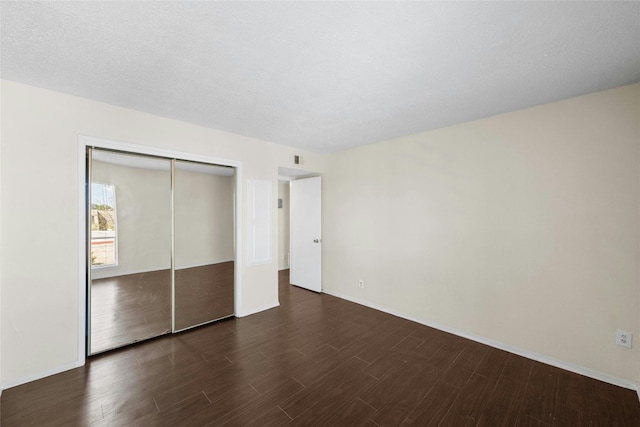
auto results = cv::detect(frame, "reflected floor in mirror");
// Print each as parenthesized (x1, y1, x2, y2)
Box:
(2, 270, 639, 426)
(90, 261, 234, 353)
(175, 261, 235, 331)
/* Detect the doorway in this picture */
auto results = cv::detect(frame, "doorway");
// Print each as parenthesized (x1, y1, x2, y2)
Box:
(87, 146, 236, 355)
(277, 168, 322, 294)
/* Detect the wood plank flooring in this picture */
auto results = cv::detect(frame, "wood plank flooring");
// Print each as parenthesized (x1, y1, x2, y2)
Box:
(3, 270, 639, 426)
(90, 262, 234, 353)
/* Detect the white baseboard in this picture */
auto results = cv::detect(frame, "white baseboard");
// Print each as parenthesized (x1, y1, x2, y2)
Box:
(1, 359, 84, 390)
(236, 300, 280, 318)
(323, 288, 640, 393)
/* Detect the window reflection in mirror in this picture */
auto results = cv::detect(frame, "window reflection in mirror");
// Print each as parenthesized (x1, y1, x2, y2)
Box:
(90, 182, 117, 268)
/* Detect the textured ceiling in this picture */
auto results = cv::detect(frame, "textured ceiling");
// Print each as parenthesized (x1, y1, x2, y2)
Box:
(1, 1, 639, 153)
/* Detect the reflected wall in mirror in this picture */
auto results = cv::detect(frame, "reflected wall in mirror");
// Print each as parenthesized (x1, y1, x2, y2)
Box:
(174, 161, 235, 331)
(89, 149, 172, 354)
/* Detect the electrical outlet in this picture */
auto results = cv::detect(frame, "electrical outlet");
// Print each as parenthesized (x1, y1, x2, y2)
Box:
(358, 280, 364, 289)
(616, 330, 632, 348)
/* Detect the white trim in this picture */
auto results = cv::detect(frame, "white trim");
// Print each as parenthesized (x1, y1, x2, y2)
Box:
(78, 134, 243, 361)
(1, 359, 83, 390)
(80, 136, 240, 169)
(323, 288, 640, 393)
(236, 301, 280, 318)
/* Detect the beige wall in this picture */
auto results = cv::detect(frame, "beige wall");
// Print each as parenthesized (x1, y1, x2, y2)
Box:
(323, 84, 640, 385)
(278, 181, 290, 270)
(0, 80, 324, 387)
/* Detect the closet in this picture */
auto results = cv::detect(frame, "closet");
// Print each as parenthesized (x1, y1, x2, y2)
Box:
(87, 148, 235, 354)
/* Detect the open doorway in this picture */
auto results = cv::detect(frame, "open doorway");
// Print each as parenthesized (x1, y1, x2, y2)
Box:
(277, 167, 322, 297)
(277, 179, 291, 272)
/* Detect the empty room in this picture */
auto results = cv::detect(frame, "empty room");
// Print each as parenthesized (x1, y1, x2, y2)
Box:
(1, 1, 639, 426)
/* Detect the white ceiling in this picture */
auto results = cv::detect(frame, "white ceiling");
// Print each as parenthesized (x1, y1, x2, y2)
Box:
(1, 1, 639, 153)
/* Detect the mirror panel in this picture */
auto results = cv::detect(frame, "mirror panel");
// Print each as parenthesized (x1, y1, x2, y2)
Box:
(89, 149, 172, 354)
(174, 161, 235, 331)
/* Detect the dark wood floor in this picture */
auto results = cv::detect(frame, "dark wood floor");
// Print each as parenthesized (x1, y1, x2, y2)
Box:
(91, 262, 234, 353)
(3, 270, 639, 426)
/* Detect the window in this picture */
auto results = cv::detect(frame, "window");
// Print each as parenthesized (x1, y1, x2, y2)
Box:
(91, 182, 117, 267)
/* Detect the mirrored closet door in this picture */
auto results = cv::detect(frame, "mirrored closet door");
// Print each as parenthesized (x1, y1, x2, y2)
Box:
(174, 161, 235, 331)
(88, 149, 236, 355)
(88, 149, 172, 354)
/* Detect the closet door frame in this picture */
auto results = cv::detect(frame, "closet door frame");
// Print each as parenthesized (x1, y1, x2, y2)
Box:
(78, 135, 242, 359)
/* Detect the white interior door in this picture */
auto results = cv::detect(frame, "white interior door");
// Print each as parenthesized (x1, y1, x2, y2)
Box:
(290, 176, 322, 292)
